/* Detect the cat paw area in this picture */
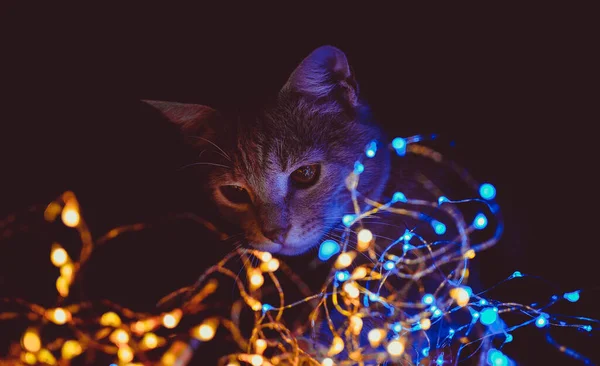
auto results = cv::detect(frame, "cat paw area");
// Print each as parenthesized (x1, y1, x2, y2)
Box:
(1, 5, 599, 366)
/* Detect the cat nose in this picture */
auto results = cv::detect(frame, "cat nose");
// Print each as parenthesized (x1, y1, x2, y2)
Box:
(262, 225, 290, 243)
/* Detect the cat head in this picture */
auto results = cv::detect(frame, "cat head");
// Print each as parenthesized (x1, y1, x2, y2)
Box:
(146, 46, 390, 255)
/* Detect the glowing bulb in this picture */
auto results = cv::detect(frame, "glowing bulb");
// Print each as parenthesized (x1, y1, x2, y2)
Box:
(318, 240, 340, 261)
(60, 262, 74, 281)
(343, 282, 360, 299)
(249, 269, 264, 290)
(431, 220, 446, 235)
(479, 183, 497, 200)
(351, 266, 367, 280)
(321, 358, 334, 366)
(464, 249, 476, 259)
(250, 355, 264, 366)
(61, 205, 80, 227)
(488, 349, 508, 366)
(37, 349, 56, 365)
(265, 258, 279, 272)
(110, 329, 130, 344)
(420, 318, 432, 330)
(387, 339, 405, 356)
(261, 304, 273, 313)
(100, 312, 122, 327)
(258, 251, 272, 262)
(392, 137, 407, 156)
(354, 161, 365, 174)
(564, 290, 580, 302)
(433, 309, 443, 318)
(255, 339, 267, 354)
(61, 340, 83, 359)
(350, 315, 363, 335)
(335, 271, 350, 282)
(473, 213, 488, 229)
(21, 352, 36, 365)
(392, 191, 407, 203)
(50, 246, 69, 267)
(195, 318, 219, 341)
(480, 308, 498, 325)
(450, 287, 470, 307)
(142, 333, 158, 349)
(383, 260, 395, 271)
(392, 322, 402, 333)
(365, 140, 377, 158)
(56, 276, 69, 297)
(248, 298, 262, 311)
(22, 329, 41, 353)
(48, 308, 69, 325)
(368, 328, 386, 347)
(505, 334, 513, 343)
(535, 315, 548, 328)
(422, 294, 435, 305)
(357, 229, 373, 251)
(117, 345, 134, 363)
(512, 271, 523, 278)
(335, 252, 356, 269)
(328, 336, 344, 356)
(438, 196, 449, 205)
(162, 309, 182, 329)
(342, 214, 356, 227)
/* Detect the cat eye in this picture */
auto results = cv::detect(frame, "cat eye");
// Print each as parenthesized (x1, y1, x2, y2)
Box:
(290, 164, 321, 187)
(220, 185, 252, 204)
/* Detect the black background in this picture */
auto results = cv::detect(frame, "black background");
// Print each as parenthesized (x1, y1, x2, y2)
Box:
(1, 4, 599, 365)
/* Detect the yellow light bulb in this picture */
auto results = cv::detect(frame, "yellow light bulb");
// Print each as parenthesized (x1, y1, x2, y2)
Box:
(349, 315, 363, 335)
(258, 251, 272, 262)
(387, 339, 405, 357)
(50, 246, 69, 267)
(343, 282, 360, 299)
(61, 340, 83, 359)
(265, 258, 279, 272)
(351, 266, 367, 280)
(21, 352, 37, 365)
(327, 336, 344, 356)
(250, 354, 264, 366)
(420, 318, 432, 331)
(61, 206, 80, 227)
(249, 269, 264, 290)
(48, 307, 69, 325)
(357, 229, 373, 251)
(117, 345, 134, 363)
(100, 311, 122, 327)
(335, 252, 356, 269)
(37, 349, 57, 365)
(226, 362, 241, 366)
(56, 276, 69, 297)
(142, 333, 158, 349)
(321, 358, 334, 366)
(464, 249, 476, 259)
(450, 287, 470, 307)
(162, 309, 182, 329)
(60, 262, 74, 281)
(367, 328, 386, 348)
(110, 329, 130, 345)
(255, 339, 267, 354)
(196, 324, 215, 341)
(22, 329, 41, 353)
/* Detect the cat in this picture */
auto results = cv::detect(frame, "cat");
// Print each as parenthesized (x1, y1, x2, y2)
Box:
(144, 45, 391, 256)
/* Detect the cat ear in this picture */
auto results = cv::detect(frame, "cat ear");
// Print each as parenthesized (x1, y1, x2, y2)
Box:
(142, 100, 220, 147)
(282, 45, 359, 107)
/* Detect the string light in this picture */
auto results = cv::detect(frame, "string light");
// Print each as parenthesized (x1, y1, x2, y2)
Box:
(0, 136, 595, 366)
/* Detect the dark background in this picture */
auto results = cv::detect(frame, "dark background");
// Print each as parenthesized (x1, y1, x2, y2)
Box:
(1, 4, 599, 365)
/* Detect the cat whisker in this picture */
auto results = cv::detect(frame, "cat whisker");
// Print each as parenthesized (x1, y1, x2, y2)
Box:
(189, 136, 232, 162)
(178, 161, 232, 171)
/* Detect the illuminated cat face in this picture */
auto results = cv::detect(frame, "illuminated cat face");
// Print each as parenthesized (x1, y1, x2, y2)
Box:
(147, 46, 390, 255)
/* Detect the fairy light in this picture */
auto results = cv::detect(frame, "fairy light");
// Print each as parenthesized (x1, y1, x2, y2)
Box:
(387, 338, 405, 357)
(1, 137, 596, 366)
(357, 228, 373, 251)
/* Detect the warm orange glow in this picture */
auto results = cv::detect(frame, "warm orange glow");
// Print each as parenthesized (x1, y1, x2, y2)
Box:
(249, 269, 265, 290)
(21, 329, 41, 353)
(21, 352, 36, 365)
(450, 287, 470, 307)
(327, 336, 344, 356)
(255, 338, 267, 354)
(464, 249, 476, 259)
(357, 228, 373, 251)
(61, 340, 83, 359)
(321, 358, 334, 366)
(351, 266, 367, 280)
(61, 205, 80, 227)
(420, 317, 432, 330)
(56, 276, 69, 297)
(258, 251, 272, 262)
(162, 309, 182, 329)
(250, 354, 264, 366)
(110, 329, 130, 345)
(343, 282, 360, 299)
(193, 318, 219, 342)
(368, 328, 386, 348)
(37, 349, 57, 365)
(142, 333, 159, 349)
(100, 311, 122, 327)
(47, 307, 70, 325)
(50, 246, 69, 267)
(387, 339, 405, 356)
(350, 315, 363, 335)
(117, 345, 134, 363)
(335, 251, 356, 269)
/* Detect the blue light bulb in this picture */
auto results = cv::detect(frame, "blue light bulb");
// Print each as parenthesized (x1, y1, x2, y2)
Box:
(262, 304, 273, 313)
(473, 213, 488, 230)
(403, 230, 413, 241)
(422, 294, 435, 305)
(422, 347, 430, 357)
(318, 240, 340, 261)
(535, 315, 548, 328)
(563, 290, 580, 303)
(488, 349, 508, 366)
(335, 271, 350, 282)
(392, 191, 407, 203)
(392, 137, 407, 156)
(438, 196, 449, 205)
(342, 214, 355, 227)
(480, 307, 498, 325)
(353, 161, 364, 175)
(511, 271, 523, 278)
(505, 334, 513, 343)
(479, 183, 497, 200)
(479, 299, 488, 306)
(436, 354, 445, 365)
(392, 322, 402, 333)
(431, 220, 447, 235)
(383, 261, 395, 271)
(365, 140, 377, 158)
(433, 309, 443, 318)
